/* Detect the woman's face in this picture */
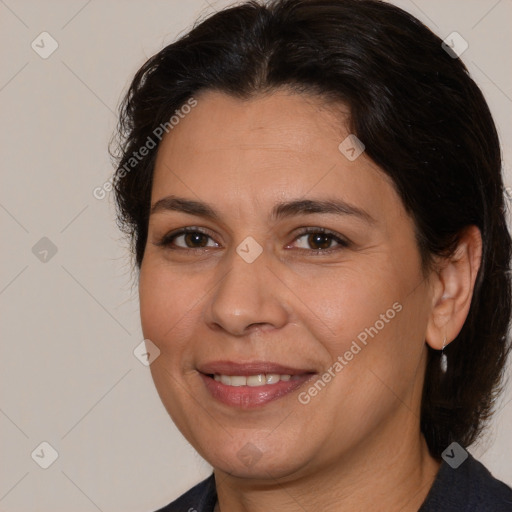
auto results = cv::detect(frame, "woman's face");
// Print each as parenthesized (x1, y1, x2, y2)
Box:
(139, 89, 434, 479)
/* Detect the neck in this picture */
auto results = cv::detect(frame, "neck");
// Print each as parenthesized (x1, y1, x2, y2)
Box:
(214, 422, 440, 512)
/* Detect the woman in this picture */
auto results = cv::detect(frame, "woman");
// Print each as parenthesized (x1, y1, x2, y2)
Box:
(111, 0, 512, 510)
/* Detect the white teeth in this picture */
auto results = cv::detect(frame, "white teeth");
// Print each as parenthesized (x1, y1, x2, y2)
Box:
(213, 373, 293, 386)
(230, 376, 246, 387)
(265, 373, 280, 384)
(247, 374, 266, 387)
(220, 375, 231, 385)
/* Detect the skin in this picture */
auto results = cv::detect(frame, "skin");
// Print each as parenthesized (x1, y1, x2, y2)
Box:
(139, 89, 482, 511)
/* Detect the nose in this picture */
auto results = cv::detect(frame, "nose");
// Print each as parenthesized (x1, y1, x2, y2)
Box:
(205, 246, 290, 337)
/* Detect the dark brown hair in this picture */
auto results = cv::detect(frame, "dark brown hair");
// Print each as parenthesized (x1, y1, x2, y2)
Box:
(110, 0, 512, 457)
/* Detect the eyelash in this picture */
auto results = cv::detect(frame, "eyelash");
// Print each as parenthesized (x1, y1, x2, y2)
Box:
(155, 226, 350, 255)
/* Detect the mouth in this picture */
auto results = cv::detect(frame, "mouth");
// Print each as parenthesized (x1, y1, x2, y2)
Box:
(197, 361, 317, 408)
(211, 373, 298, 386)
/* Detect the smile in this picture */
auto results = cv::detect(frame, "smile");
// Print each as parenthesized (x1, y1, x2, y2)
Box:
(198, 361, 316, 408)
(212, 373, 295, 386)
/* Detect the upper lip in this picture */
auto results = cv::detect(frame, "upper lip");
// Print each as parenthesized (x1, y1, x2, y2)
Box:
(198, 360, 316, 376)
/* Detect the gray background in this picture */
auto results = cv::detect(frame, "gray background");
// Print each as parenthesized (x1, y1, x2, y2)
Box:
(1, 0, 511, 510)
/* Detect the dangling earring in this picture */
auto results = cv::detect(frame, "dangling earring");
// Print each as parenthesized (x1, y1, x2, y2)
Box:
(440, 336, 448, 373)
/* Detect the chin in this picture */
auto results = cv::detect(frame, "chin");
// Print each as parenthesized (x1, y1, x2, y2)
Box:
(198, 435, 314, 481)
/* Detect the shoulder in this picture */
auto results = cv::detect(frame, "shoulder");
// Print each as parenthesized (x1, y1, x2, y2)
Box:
(153, 474, 217, 512)
(420, 452, 512, 511)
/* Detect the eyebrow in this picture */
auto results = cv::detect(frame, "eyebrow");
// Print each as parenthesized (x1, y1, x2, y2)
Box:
(150, 195, 375, 224)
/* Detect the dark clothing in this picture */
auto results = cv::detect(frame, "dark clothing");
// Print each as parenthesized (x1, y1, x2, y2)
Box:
(155, 453, 512, 511)
(418, 454, 512, 511)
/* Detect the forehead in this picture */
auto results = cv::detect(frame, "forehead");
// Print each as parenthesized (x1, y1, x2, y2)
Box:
(159, 89, 344, 158)
(151, 89, 398, 220)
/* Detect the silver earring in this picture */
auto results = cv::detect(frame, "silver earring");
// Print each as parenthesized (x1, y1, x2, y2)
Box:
(440, 336, 448, 373)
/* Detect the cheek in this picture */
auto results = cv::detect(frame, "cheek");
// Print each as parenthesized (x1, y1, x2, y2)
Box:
(299, 264, 424, 402)
(138, 261, 204, 351)
(299, 265, 402, 352)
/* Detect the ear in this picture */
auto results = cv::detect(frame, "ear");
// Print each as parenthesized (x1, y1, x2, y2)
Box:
(425, 226, 483, 350)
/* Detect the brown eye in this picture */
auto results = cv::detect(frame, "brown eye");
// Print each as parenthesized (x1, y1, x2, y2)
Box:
(156, 228, 219, 250)
(307, 233, 334, 250)
(181, 232, 209, 248)
(292, 228, 349, 253)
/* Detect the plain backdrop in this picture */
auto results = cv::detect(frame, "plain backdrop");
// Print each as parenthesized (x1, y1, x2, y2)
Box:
(1, 1, 511, 511)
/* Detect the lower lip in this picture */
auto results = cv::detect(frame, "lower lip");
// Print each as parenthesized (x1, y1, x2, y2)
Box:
(200, 373, 314, 408)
